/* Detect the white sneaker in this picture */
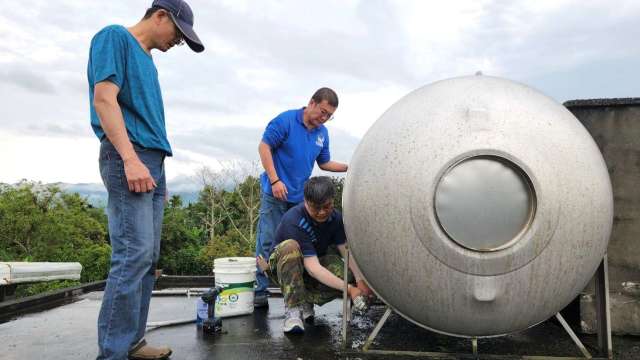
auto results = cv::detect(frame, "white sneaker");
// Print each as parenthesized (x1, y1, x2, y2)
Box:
(302, 302, 315, 323)
(283, 306, 304, 334)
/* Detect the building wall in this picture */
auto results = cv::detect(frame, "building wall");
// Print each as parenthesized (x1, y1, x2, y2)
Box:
(565, 98, 640, 335)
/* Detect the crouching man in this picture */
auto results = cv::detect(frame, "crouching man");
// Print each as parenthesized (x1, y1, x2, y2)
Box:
(257, 176, 372, 334)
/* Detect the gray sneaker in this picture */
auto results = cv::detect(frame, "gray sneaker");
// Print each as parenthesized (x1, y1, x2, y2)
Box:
(283, 306, 304, 334)
(302, 302, 315, 323)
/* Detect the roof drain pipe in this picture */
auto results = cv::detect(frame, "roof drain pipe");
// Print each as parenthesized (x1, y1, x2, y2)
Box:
(151, 288, 208, 296)
(146, 288, 204, 330)
(146, 318, 195, 331)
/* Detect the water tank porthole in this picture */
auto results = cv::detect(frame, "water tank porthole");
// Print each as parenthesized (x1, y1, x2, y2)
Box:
(434, 156, 536, 251)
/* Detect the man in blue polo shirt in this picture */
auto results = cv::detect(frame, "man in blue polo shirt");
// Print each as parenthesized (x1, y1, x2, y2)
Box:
(257, 176, 372, 333)
(254, 88, 349, 307)
(88, 1, 204, 359)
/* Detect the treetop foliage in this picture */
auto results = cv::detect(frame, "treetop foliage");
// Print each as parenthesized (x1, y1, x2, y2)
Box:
(0, 169, 344, 297)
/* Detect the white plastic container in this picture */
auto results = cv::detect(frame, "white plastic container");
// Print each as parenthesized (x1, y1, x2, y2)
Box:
(213, 257, 256, 318)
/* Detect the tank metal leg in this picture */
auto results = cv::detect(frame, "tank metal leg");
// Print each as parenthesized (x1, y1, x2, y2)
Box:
(344, 306, 606, 359)
(340, 253, 612, 359)
(472, 337, 478, 358)
(555, 312, 592, 358)
(363, 306, 393, 351)
(594, 255, 612, 359)
(341, 247, 350, 348)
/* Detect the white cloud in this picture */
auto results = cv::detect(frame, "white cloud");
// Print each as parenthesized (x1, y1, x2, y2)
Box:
(1, 0, 640, 184)
(0, 130, 99, 183)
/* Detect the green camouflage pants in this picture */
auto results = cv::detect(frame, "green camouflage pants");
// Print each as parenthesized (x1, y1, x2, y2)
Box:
(268, 239, 353, 308)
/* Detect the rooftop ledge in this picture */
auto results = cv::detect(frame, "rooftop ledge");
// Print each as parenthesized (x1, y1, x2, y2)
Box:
(564, 97, 640, 107)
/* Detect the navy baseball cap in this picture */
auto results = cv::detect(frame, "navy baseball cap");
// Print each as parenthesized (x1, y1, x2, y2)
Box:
(152, 0, 204, 52)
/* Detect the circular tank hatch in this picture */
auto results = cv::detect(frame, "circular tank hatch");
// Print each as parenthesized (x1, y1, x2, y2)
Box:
(434, 156, 536, 251)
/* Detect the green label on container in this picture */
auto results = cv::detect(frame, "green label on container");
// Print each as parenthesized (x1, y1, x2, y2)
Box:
(218, 281, 255, 295)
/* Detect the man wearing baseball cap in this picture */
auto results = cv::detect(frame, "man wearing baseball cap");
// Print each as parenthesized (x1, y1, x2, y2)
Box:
(88, 1, 203, 359)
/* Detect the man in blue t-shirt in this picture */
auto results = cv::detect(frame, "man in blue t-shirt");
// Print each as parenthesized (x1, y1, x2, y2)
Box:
(88, 1, 203, 359)
(257, 177, 373, 334)
(254, 88, 349, 307)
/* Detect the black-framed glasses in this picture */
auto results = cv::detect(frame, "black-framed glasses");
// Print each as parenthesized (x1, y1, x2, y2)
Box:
(170, 21, 185, 46)
(320, 108, 334, 122)
(159, 8, 184, 46)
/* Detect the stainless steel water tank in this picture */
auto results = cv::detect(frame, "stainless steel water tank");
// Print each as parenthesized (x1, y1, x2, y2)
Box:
(343, 76, 613, 337)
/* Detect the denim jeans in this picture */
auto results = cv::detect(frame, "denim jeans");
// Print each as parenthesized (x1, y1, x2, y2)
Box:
(97, 140, 166, 360)
(255, 191, 296, 294)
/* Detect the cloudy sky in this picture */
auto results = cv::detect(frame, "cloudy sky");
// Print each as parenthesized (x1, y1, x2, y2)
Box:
(1, 0, 639, 186)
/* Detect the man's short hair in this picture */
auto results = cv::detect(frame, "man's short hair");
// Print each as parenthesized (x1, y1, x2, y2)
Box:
(143, 6, 163, 19)
(311, 87, 339, 108)
(304, 176, 335, 204)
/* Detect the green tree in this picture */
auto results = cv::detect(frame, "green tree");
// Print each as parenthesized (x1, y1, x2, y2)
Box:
(0, 173, 347, 290)
(158, 195, 209, 275)
(332, 176, 345, 210)
(0, 182, 110, 295)
(195, 162, 261, 267)
(219, 175, 260, 249)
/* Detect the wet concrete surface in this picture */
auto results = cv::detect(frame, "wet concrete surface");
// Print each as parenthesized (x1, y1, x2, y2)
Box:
(1, 291, 640, 359)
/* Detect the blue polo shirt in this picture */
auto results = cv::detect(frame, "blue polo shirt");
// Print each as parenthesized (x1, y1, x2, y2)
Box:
(88, 25, 172, 155)
(272, 203, 346, 258)
(260, 108, 330, 203)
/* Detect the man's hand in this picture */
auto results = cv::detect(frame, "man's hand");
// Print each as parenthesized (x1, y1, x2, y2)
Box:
(356, 279, 374, 299)
(271, 181, 288, 201)
(256, 255, 269, 273)
(124, 157, 156, 193)
(348, 284, 368, 314)
(347, 284, 363, 301)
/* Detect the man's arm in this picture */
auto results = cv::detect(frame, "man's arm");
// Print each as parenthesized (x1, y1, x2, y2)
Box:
(318, 161, 348, 172)
(93, 81, 156, 193)
(258, 141, 288, 201)
(303, 255, 361, 299)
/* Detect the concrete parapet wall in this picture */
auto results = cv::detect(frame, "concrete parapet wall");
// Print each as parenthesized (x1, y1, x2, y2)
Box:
(565, 98, 640, 335)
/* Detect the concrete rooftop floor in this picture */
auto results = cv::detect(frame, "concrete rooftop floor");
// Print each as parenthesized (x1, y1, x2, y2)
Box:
(1, 291, 640, 359)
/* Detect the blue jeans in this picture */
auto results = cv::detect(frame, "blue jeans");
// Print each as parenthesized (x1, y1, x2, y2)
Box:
(97, 140, 166, 360)
(255, 192, 296, 294)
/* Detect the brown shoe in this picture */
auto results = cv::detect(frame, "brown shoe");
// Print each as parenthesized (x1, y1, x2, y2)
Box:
(128, 339, 172, 360)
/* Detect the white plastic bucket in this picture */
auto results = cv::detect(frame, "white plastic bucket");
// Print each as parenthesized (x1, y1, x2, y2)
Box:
(213, 257, 256, 318)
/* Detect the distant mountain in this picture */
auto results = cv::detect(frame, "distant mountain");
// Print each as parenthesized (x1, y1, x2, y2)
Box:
(54, 175, 203, 207)
(56, 183, 111, 207)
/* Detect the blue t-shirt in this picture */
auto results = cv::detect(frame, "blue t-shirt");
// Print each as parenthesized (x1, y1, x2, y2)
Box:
(260, 108, 330, 203)
(272, 203, 346, 257)
(87, 25, 172, 155)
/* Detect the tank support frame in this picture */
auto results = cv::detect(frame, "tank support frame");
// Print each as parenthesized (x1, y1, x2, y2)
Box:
(341, 249, 612, 359)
